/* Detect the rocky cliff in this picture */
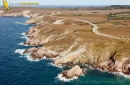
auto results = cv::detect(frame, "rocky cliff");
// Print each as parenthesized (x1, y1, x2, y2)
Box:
(23, 14, 130, 78)
(2, 8, 130, 79)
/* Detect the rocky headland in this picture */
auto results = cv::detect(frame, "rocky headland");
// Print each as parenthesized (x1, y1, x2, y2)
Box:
(1, 7, 130, 79)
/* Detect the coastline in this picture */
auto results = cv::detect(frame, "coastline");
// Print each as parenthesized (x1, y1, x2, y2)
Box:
(2, 7, 130, 81)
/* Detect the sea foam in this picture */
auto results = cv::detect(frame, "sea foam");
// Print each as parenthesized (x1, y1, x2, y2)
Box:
(24, 53, 40, 62)
(25, 54, 48, 62)
(15, 22, 28, 25)
(29, 26, 33, 29)
(19, 53, 38, 62)
(15, 49, 25, 55)
(48, 63, 63, 69)
(112, 72, 130, 78)
(18, 43, 29, 46)
(95, 67, 130, 78)
(21, 36, 28, 39)
(56, 73, 78, 82)
(15, 49, 40, 62)
(20, 32, 30, 41)
(21, 32, 26, 36)
(15, 49, 48, 62)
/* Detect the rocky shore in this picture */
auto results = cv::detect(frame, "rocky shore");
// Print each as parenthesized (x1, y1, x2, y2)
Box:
(2, 8, 130, 79)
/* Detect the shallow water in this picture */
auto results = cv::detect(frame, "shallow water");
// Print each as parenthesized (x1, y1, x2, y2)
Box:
(0, 17, 130, 85)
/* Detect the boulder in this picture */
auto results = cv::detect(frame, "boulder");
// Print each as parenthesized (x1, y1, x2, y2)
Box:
(62, 65, 83, 79)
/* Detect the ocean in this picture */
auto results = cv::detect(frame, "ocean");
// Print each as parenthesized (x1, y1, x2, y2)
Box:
(0, 16, 130, 85)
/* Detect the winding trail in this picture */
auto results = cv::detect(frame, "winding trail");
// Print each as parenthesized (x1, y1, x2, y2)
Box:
(54, 15, 129, 40)
(72, 18, 119, 39)
(74, 19, 130, 40)
(58, 16, 119, 38)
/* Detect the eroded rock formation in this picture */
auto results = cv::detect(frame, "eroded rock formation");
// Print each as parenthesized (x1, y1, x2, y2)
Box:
(61, 65, 83, 79)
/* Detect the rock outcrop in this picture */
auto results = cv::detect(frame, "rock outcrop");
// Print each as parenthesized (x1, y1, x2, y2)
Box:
(26, 16, 44, 24)
(61, 65, 83, 79)
(23, 47, 59, 60)
(54, 45, 86, 65)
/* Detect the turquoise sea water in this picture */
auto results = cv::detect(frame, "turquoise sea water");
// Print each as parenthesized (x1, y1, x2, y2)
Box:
(0, 16, 130, 85)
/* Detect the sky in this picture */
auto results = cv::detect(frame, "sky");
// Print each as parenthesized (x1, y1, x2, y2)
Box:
(0, 0, 130, 5)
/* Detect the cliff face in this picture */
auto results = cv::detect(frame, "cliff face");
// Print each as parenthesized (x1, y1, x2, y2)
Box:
(2, 8, 130, 79)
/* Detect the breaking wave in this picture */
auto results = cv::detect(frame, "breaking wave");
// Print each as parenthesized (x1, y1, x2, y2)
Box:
(18, 42, 29, 46)
(15, 22, 28, 25)
(55, 73, 78, 82)
(47, 63, 63, 69)
(15, 49, 25, 55)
